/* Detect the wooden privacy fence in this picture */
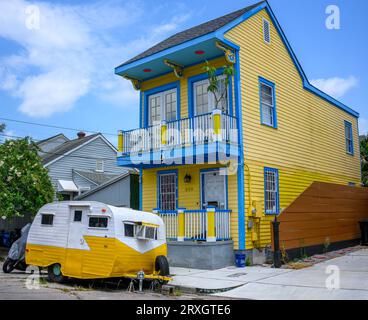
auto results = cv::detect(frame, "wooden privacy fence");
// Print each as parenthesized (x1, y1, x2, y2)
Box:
(272, 182, 368, 253)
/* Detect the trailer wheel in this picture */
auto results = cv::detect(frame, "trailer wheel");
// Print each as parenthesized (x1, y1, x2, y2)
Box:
(48, 264, 67, 283)
(155, 256, 170, 284)
(2, 258, 15, 273)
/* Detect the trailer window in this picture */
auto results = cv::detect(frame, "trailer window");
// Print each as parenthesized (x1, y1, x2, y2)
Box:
(145, 226, 156, 240)
(74, 210, 82, 222)
(124, 223, 134, 237)
(89, 217, 108, 228)
(41, 214, 54, 225)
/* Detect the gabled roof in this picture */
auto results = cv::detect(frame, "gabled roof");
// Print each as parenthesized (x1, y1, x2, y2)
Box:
(117, 1, 265, 68)
(74, 169, 120, 186)
(75, 170, 138, 200)
(37, 133, 69, 146)
(41, 133, 100, 165)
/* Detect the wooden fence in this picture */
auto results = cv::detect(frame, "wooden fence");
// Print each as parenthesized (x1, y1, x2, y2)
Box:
(272, 182, 368, 254)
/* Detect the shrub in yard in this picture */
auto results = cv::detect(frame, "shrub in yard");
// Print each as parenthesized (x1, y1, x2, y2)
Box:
(0, 137, 54, 219)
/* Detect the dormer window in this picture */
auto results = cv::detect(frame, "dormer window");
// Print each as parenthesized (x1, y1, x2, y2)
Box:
(263, 18, 271, 44)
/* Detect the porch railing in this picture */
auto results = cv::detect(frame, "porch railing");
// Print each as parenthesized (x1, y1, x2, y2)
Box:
(154, 208, 231, 242)
(118, 110, 238, 155)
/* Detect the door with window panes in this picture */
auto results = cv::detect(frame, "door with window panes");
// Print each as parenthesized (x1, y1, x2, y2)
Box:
(158, 173, 177, 211)
(65, 207, 88, 277)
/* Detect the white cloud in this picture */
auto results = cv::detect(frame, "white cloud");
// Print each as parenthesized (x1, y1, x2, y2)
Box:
(310, 76, 358, 99)
(0, 0, 191, 118)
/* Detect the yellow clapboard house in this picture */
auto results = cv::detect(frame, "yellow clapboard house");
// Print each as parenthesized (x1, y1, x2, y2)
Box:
(115, 1, 361, 268)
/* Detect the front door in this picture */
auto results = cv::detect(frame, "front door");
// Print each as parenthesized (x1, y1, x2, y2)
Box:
(201, 170, 226, 209)
(65, 207, 88, 277)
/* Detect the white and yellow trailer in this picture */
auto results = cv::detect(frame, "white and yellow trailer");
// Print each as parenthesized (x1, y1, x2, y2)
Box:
(26, 201, 170, 283)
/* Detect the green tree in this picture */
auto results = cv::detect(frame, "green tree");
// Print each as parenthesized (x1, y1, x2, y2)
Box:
(361, 135, 368, 187)
(0, 137, 54, 219)
(203, 61, 234, 110)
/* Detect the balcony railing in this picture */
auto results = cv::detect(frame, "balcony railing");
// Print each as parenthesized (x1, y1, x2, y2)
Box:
(118, 110, 238, 155)
(154, 208, 232, 242)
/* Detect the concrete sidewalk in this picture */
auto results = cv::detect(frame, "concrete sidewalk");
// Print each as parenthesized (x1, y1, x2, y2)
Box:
(169, 248, 368, 300)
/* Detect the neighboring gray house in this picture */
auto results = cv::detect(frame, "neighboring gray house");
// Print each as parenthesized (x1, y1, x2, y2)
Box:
(75, 171, 139, 208)
(38, 132, 138, 208)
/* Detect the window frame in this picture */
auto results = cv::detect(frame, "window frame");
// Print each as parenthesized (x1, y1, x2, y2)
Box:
(41, 213, 54, 226)
(193, 75, 230, 116)
(88, 216, 109, 229)
(157, 170, 178, 211)
(344, 120, 354, 155)
(95, 159, 104, 172)
(73, 210, 83, 222)
(259, 77, 277, 128)
(264, 167, 280, 215)
(144, 82, 180, 127)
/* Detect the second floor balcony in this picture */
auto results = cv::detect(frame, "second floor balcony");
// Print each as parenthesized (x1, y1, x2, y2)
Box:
(117, 110, 239, 168)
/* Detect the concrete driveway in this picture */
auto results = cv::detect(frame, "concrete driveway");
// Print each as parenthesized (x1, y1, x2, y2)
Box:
(213, 249, 368, 300)
(169, 248, 368, 300)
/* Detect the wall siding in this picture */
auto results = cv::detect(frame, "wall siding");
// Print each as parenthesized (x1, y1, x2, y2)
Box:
(225, 9, 361, 250)
(77, 176, 131, 207)
(47, 137, 126, 191)
(142, 164, 240, 249)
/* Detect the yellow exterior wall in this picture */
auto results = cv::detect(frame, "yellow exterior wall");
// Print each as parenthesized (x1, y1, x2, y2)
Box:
(225, 9, 361, 250)
(140, 57, 234, 120)
(141, 164, 240, 249)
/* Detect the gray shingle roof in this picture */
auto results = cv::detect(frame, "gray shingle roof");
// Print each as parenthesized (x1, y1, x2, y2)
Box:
(41, 133, 99, 165)
(74, 170, 120, 185)
(75, 170, 138, 200)
(118, 1, 265, 68)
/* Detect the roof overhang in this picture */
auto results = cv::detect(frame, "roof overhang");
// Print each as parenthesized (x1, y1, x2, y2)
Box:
(57, 180, 79, 193)
(115, 35, 233, 81)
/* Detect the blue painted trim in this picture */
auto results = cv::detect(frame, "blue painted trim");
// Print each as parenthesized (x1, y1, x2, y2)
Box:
(117, 1, 358, 118)
(259, 76, 277, 129)
(234, 50, 246, 251)
(344, 120, 354, 156)
(139, 91, 143, 128)
(157, 169, 178, 210)
(141, 54, 224, 84)
(143, 81, 180, 127)
(264, 167, 280, 215)
(139, 169, 142, 210)
(187, 68, 233, 118)
(357, 120, 363, 185)
(115, 32, 216, 74)
(199, 168, 228, 210)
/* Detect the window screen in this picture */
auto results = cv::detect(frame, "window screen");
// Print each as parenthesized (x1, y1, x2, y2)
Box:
(260, 82, 275, 127)
(124, 223, 134, 237)
(74, 210, 82, 222)
(41, 214, 54, 225)
(263, 19, 271, 44)
(159, 173, 177, 211)
(264, 168, 279, 214)
(89, 217, 108, 228)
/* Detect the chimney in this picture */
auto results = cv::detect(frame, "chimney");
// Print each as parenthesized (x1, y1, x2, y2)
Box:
(77, 131, 86, 139)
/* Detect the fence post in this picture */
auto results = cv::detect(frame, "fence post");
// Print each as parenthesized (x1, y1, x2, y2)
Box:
(212, 109, 222, 142)
(118, 130, 124, 153)
(161, 120, 167, 145)
(206, 207, 216, 242)
(177, 208, 185, 242)
(272, 216, 282, 268)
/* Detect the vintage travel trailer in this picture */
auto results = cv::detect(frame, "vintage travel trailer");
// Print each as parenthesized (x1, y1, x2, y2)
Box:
(26, 201, 170, 283)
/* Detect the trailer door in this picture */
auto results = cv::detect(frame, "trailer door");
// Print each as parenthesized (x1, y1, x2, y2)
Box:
(64, 206, 89, 277)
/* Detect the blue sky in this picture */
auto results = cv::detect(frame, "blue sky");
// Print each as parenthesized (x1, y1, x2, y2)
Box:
(0, 0, 367, 146)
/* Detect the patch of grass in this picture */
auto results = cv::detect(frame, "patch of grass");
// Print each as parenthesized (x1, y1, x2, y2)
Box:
(39, 277, 48, 285)
(173, 289, 182, 297)
(287, 262, 312, 270)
